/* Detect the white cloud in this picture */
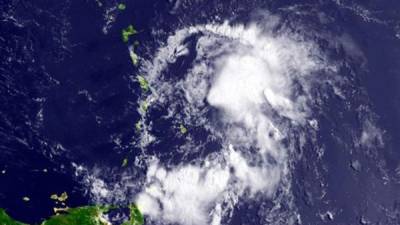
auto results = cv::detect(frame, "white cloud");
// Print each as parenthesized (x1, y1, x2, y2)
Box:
(137, 159, 230, 225)
(226, 145, 281, 195)
(137, 145, 283, 225)
(136, 193, 160, 218)
(360, 120, 384, 148)
(136, 19, 330, 225)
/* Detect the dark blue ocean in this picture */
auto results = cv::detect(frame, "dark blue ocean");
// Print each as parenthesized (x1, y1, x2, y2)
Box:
(0, 0, 399, 224)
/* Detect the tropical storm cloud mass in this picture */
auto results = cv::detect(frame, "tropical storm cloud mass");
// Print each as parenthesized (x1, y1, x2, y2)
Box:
(135, 19, 331, 224)
(1, 1, 400, 225)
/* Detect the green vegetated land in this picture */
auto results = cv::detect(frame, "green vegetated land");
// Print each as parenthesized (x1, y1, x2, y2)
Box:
(0, 205, 143, 225)
(117, 3, 126, 10)
(0, 209, 27, 225)
(122, 25, 137, 43)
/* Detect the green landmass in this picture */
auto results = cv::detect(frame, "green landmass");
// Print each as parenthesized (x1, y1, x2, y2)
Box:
(121, 205, 143, 225)
(179, 124, 188, 134)
(140, 101, 148, 114)
(0, 209, 27, 225)
(50, 192, 68, 202)
(118, 3, 126, 10)
(121, 158, 129, 167)
(0, 205, 144, 225)
(137, 76, 149, 92)
(129, 46, 139, 65)
(122, 25, 137, 43)
(41, 206, 111, 225)
(135, 121, 142, 131)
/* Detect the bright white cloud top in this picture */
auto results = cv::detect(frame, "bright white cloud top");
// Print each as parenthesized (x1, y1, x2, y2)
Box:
(134, 19, 335, 225)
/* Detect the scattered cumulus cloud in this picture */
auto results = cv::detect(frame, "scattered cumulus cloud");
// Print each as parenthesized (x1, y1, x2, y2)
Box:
(360, 120, 384, 148)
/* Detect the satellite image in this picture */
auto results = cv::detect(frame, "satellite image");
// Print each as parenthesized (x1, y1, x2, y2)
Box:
(1, 0, 400, 224)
